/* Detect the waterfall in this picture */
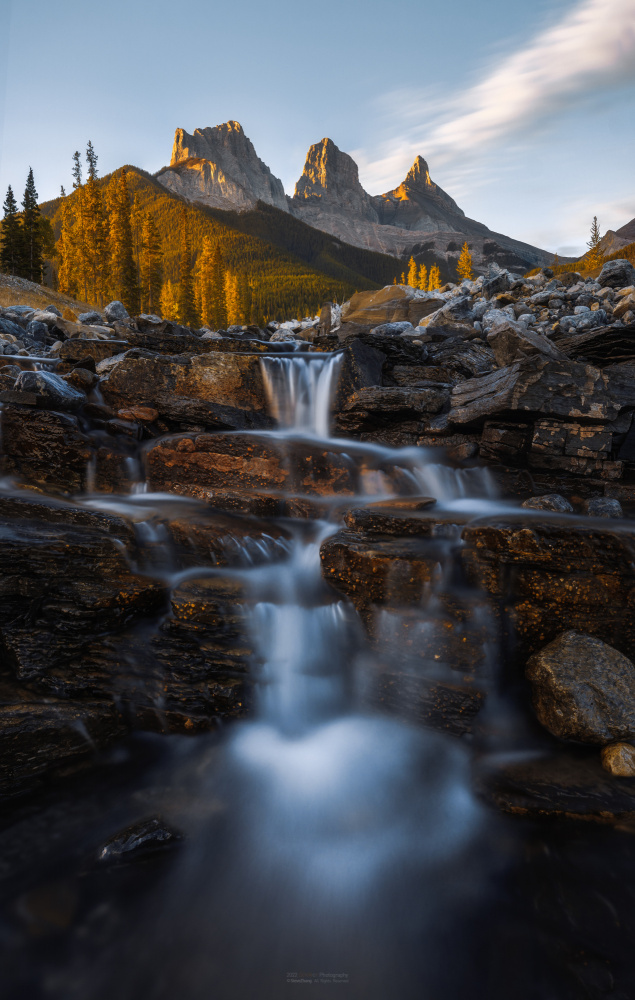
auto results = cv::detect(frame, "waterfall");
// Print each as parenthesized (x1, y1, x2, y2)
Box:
(259, 353, 343, 436)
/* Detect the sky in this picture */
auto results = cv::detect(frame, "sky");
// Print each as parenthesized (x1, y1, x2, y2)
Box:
(1, 0, 634, 256)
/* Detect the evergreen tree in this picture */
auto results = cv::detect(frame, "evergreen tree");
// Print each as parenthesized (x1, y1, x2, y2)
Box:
(418, 263, 428, 290)
(84, 141, 109, 304)
(196, 236, 214, 325)
(457, 242, 473, 281)
(57, 190, 77, 297)
(428, 263, 442, 291)
(210, 243, 227, 329)
(109, 169, 139, 314)
(407, 255, 418, 287)
(224, 271, 240, 325)
(21, 168, 43, 282)
(0, 186, 23, 276)
(60, 185, 66, 198)
(177, 207, 198, 327)
(72, 150, 89, 300)
(160, 279, 179, 321)
(140, 214, 163, 314)
(587, 216, 603, 270)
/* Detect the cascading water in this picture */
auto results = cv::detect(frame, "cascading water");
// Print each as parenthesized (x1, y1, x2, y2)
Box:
(259, 353, 343, 436)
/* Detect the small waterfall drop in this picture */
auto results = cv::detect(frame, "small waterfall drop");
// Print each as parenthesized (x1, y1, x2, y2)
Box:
(259, 353, 343, 436)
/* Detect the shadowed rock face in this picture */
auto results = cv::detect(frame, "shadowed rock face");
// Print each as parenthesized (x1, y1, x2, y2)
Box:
(157, 120, 288, 212)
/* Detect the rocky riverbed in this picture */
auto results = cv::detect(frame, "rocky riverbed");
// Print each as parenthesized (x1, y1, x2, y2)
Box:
(2, 262, 635, 997)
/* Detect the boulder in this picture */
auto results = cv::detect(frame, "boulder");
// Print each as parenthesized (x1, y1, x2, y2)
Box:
(0, 317, 25, 340)
(584, 496, 623, 518)
(521, 494, 573, 512)
(486, 321, 566, 366)
(341, 285, 415, 325)
(77, 311, 103, 325)
(526, 631, 635, 744)
(598, 259, 635, 290)
(43, 305, 62, 317)
(104, 300, 130, 322)
(601, 743, 635, 777)
(25, 320, 48, 343)
(14, 370, 85, 410)
(370, 321, 414, 336)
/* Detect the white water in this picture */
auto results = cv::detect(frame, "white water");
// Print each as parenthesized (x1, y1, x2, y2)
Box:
(259, 353, 343, 437)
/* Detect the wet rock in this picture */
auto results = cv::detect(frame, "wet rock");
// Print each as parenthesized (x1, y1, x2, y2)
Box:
(486, 321, 566, 366)
(117, 405, 159, 422)
(63, 368, 98, 392)
(335, 338, 385, 408)
(96, 816, 182, 864)
(599, 259, 635, 290)
(146, 433, 359, 497)
(101, 352, 273, 431)
(526, 631, 635, 744)
(0, 696, 126, 796)
(335, 385, 449, 446)
(601, 742, 635, 777)
(14, 370, 85, 411)
(104, 300, 130, 322)
(585, 496, 623, 518)
(59, 338, 129, 366)
(521, 494, 573, 512)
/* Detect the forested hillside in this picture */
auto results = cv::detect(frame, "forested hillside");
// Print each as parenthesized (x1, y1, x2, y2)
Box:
(40, 165, 402, 324)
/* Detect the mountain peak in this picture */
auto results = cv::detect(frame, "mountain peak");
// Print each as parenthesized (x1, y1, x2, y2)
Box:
(292, 138, 379, 220)
(161, 121, 288, 213)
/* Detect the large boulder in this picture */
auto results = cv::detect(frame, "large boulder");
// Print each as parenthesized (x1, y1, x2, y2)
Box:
(598, 259, 635, 290)
(14, 370, 86, 411)
(104, 300, 130, 322)
(341, 285, 437, 326)
(486, 321, 567, 366)
(526, 631, 635, 744)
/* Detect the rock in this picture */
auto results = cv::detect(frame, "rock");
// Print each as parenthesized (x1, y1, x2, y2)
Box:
(0, 317, 26, 340)
(63, 368, 98, 392)
(77, 311, 103, 324)
(482, 272, 510, 298)
(101, 352, 273, 431)
(559, 309, 608, 333)
(370, 321, 414, 336)
(104, 300, 130, 322)
(14, 370, 85, 410)
(43, 305, 62, 317)
(521, 494, 573, 512)
(599, 259, 635, 290)
(601, 743, 635, 777)
(613, 292, 635, 319)
(584, 496, 623, 518)
(449, 356, 630, 427)
(117, 405, 159, 422)
(486, 321, 566, 366)
(58, 338, 129, 366)
(269, 331, 296, 342)
(341, 285, 416, 326)
(526, 631, 635, 744)
(481, 307, 516, 333)
(96, 816, 182, 864)
(25, 320, 48, 343)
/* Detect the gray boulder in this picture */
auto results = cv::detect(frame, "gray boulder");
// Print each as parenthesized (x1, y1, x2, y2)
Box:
(521, 494, 573, 512)
(526, 630, 635, 744)
(0, 317, 26, 339)
(78, 311, 103, 325)
(370, 321, 415, 336)
(26, 320, 48, 343)
(104, 300, 130, 323)
(0, 340, 18, 355)
(14, 370, 86, 410)
(584, 497, 623, 518)
(486, 321, 565, 366)
(43, 305, 62, 317)
(599, 259, 635, 290)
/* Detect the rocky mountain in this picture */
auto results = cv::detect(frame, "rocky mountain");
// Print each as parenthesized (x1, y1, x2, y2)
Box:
(156, 121, 288, 213)
(155, 121, 554, 273)
(600, 217, 635, 257)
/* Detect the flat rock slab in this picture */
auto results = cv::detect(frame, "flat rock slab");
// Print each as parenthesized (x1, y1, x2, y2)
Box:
(477, 751, 635, 824)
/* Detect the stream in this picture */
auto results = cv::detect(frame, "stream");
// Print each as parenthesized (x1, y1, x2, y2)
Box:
(1, 351, 635, 998)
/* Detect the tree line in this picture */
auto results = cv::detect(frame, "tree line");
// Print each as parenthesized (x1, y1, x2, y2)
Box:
(0, 170, 55, 282)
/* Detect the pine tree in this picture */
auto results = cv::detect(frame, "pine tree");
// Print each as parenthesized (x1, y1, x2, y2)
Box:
(72, 150, 89, 300)
(224, 271, 240, 326)
(160, 279, 179, 321)
(407, 255, 418, 287)
(457, 241, 473, 281)
(84, 141, 109, 304)
(109, 169, 139, 314)
(60, 185, 66, 198)
(196, 236, 214, 325)
(140, 214, 163, 314)
(0, 186, 23, 276)
(428, 263, 442, 291)
(177, 207, 198, 327)
(587, 216, 603, 270)
(20, 168, 43, 283)
(418, 263, 428, 291)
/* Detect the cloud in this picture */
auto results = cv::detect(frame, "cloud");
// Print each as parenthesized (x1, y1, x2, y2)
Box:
(356, 0, 635, 193)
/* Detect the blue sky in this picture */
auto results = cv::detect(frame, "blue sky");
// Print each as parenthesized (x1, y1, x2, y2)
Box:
(1, 0, 634, 256)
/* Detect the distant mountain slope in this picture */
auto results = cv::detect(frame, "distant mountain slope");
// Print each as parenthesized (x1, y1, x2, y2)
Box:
(157, 121, 555, 274)
(40, 166, 404, 319)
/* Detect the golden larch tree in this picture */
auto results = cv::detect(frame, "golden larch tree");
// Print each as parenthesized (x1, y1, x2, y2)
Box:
(418, 263, 428, 290)
(140, 215, 163, 315)
(457, 242, 473, 281)
(407, 256, 418, 287)
(586, 216, 604, 270)
(428, 263, 442, 291)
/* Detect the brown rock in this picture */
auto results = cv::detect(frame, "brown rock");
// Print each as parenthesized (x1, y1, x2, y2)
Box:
(486, 321, 566, 366)
(118, 405, 159, 422)
(526, 630, 635, 744)
(601, 742, 635, 777)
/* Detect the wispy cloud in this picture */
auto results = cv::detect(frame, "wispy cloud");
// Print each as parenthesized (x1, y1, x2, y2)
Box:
(356, 0, 635, 193)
